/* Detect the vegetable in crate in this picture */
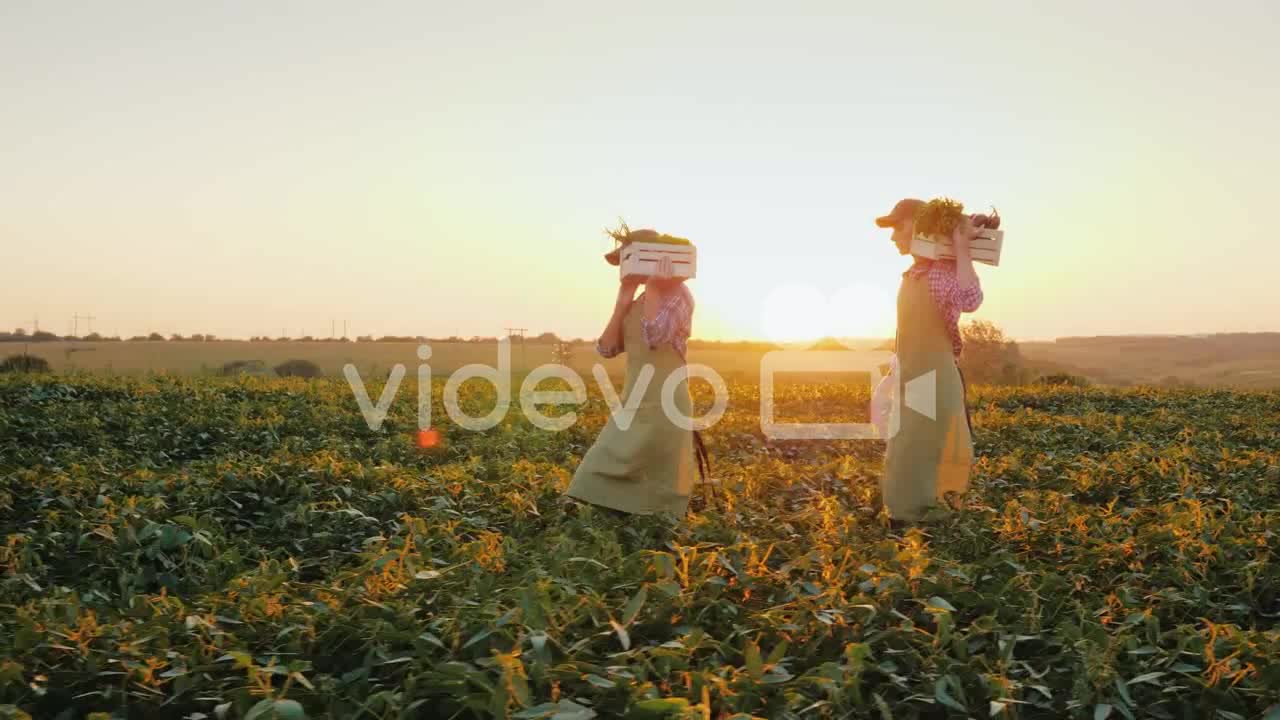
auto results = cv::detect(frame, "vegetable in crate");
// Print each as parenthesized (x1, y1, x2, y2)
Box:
(972, 208, 1000, 230)
(603, 220, 691, 266)
(913, 197, 1000, 237)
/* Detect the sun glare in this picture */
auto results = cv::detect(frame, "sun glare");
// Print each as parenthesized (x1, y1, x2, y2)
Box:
(827, 283, 896, 340)
(760, 285, 826, 343)
(759, 283, 895, 345)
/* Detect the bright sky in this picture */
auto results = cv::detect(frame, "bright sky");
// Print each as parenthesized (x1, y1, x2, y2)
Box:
(3, 1, 1277, 342)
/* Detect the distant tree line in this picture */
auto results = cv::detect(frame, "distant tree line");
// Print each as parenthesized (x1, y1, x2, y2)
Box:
(0, 329, 63, 342)
(959, 320, 1097, 387)
(0, 329, 225, 342)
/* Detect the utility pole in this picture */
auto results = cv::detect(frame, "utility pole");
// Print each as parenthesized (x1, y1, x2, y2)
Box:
(504, 326, 527, 372)
(73, 313, 96, 337)
(343, 320, 347, 340)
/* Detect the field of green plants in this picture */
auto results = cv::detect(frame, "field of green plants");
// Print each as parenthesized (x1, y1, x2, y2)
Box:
(1, 374, 1278, 719)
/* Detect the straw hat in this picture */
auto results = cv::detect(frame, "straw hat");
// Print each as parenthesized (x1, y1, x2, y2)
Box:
(604, 228, 661, 266)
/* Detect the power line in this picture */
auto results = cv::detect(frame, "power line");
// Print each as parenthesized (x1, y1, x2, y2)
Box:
(72, 313, 97, 336)
(505, 327, 528, 371)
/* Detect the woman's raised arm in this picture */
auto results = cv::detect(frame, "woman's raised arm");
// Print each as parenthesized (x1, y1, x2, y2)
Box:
(596, 276, 641, 358)
(951, 216, 981, 293)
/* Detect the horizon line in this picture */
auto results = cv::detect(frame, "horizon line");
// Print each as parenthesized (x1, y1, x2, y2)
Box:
(5, 331, 1280, 345)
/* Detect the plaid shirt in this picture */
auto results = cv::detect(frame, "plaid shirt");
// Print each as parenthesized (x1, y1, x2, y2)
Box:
(905, 259, 983, 358)
(597, 284, 694, 360)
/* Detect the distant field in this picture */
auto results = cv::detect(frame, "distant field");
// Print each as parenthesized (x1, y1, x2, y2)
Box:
(6, 341, 599, 377)
(0, 340, 896, 383)
(6, 334, 1280, 389)
(1, 341, 790, 380)
(1021, 333, 1280, 389)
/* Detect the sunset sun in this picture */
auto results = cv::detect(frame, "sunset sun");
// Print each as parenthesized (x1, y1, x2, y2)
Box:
(759, 283, 895, 345)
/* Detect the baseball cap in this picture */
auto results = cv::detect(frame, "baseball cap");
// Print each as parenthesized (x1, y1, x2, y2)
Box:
(875, 198, 924, 228)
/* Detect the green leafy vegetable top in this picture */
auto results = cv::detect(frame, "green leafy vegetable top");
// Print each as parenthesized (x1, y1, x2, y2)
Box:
(606, 220, 691, 247)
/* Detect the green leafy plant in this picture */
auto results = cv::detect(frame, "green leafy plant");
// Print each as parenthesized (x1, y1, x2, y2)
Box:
(913, 197, 967, 237)
(273, 358, 323, 378)
(914, 197, 1000, 236)
(0, 373, 1277, 718)
(1038, 372, 1092, 387)
(0, 354, 50, 374)
(606, 220, 692, 247)
(221, 359, 268, 376)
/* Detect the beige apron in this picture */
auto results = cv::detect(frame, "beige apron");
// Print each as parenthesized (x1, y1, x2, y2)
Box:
(882, 274, 973, 520)
(566, 300, 696, 516)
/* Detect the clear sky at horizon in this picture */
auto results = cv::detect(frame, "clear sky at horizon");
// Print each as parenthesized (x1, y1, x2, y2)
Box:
(3, 1, 1277, 342)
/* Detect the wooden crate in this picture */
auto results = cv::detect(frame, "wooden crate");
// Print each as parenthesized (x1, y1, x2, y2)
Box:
(910, 229, 1003, 266)
(619, 242, 697, 279)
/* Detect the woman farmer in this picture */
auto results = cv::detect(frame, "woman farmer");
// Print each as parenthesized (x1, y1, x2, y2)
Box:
(876, 199, 984, 522)
(564, 227, 702, 516)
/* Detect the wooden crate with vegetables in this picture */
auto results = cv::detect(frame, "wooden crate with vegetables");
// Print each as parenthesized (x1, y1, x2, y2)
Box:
(911, 229, 1003, 265)
(606, 223, 698, 279)
(619, 238, 697, 280)
(909, 198, 1005, 267)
